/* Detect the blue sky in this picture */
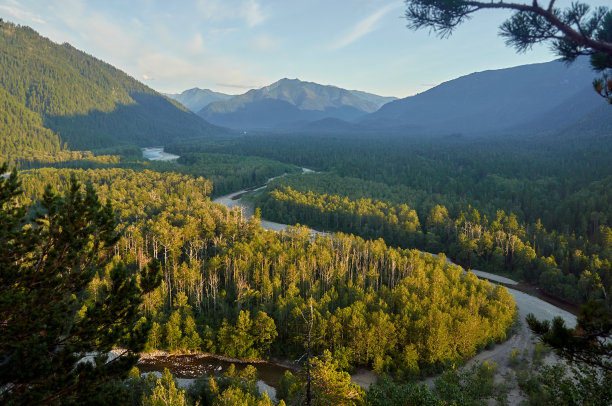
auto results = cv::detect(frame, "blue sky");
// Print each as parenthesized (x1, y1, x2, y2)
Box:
(0, 0, 608, 97)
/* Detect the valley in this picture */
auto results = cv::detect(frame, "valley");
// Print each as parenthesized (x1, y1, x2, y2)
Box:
(1, 8, 611, 406)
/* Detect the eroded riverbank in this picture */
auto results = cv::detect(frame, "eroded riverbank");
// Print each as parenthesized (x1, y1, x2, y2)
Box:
(136, 351, 293, 400)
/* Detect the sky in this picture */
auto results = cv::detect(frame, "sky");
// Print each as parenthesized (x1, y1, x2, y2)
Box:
(0, 0, 609, 97)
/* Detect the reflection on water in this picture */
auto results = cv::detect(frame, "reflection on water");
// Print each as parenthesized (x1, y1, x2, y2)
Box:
(137, 354, 292, 401)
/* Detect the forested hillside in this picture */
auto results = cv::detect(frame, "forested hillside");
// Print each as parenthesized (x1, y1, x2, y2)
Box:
(16, 168, 516, 377)
(0, 21, 224, 152)
(0, 86, 62, 166)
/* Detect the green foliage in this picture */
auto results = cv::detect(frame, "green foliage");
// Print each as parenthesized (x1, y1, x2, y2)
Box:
(173, 133, 612, 238)
(310, 350, 364, 406)
(277, 371, 302, 404)
(0, 86, 62, 166)
(275, 351, 365, 406)
(512, 352, 612, 406)
(0, 165, 161, 405)
(187, 365, 274, 406)
(434, 362, 505, 406)
(217, 311, 258, 359)
(366, 362, 507, 406)
(259, 186, 421, 247)
(258, 181, 610, 306)
(162, 151, 301, 197)
(527, 299, 612, 372)
(13, 167, 516, 376)
(366, 377, 440, 406)
(142, 368, 188, 406)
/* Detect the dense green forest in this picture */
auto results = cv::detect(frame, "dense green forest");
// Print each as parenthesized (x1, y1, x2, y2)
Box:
(167, 133, 612, 306)
(17, 168, 515, 377)
(31, 153, 300, 197)
(167, 133, 612, 235)
(159, 152, 301, 197)
(257, 185, 611, 305)
(0, 86, 62, 165)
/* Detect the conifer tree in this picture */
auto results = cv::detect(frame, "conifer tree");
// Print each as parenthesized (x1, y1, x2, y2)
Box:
(0, 164, 161, 405)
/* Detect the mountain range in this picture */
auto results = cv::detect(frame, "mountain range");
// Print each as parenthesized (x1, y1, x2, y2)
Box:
(2, 17, 609, 165)
(180, 59, 607, 136)
(197, 78, 397, 130)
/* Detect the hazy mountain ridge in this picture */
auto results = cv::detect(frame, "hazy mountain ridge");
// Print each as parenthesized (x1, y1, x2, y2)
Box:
(165, 88, 233, 112)
(360, 57, 605, 135)
(194, 59, 608, 135)
(0, 21, 224, 152)
(348, 89, 397, 109)
(198, 78, 395, 129)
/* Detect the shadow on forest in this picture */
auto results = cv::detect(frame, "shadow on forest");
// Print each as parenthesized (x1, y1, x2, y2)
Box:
(44, 92, 226, 150)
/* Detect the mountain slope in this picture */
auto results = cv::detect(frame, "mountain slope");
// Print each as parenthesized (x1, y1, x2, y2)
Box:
(198, 78, 389, 129)
(0, 86, 62, 166)
(165, 88, 233, 112)
(362, 57, 604, 135)
(0, 21, 225, 151)
(348, 90, 397, 109)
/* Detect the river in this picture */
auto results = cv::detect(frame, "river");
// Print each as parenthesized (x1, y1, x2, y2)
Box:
(137, 353, 289, 400)
(142, 147, 180, 161)
(211, 167, 329, 236)
(142, 168, 577, 402)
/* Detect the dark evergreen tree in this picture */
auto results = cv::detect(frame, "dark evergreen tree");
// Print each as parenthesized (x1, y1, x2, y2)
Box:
(527, 299, 611, 372)
(0, 164, 161, 405)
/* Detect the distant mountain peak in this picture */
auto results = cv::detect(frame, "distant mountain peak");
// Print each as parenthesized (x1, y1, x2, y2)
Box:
(166, 88, 233, 112)
(198, 78, 396, 130)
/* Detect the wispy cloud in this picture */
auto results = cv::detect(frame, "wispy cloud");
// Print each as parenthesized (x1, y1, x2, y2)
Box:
(329, 4, 399, 50)
(196, 0, 267, 28)
(216, 82, 260, 90)
(187, 32, 205, 54)
(251, 34, 278, 52)
(0, 3, 46, 24)
(241, 0, 265, 27)
(21, 1, 262, 94)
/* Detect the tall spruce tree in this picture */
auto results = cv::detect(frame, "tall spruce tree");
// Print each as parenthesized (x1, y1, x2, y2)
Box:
(0, 164, 161, 405)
